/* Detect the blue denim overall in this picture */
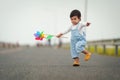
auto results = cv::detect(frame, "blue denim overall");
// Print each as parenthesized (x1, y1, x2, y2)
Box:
(70, 24, 86, 58)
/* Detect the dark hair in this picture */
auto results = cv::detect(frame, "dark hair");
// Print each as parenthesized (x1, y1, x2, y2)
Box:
(70, 9, 81, 19)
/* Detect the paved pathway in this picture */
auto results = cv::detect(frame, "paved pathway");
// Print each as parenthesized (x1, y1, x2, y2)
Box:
(0, 47, 120, 80)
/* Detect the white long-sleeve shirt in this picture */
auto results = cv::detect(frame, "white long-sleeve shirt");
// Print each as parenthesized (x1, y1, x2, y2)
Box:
(62, 22, 87, 36)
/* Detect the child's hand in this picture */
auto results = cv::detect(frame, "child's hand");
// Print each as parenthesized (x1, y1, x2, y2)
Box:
(86, 22, 91, 27)
(56, 33, 63, 38)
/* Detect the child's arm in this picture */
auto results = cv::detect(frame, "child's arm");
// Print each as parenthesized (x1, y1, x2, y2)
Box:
(81, 22, 91, 27)
(78, 22, 91, 31)
(56, 26, 71, 38)
(56, 33, 63, 38)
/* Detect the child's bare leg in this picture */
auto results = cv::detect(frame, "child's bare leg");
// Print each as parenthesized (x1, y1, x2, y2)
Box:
(74, 57, 79, 62)
(82, 50, 90, 54)
(82, 50, 91, 61)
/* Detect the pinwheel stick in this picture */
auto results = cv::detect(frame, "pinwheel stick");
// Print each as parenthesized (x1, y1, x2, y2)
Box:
(45, 34, 68, 38)
(34, 31, 68, 41)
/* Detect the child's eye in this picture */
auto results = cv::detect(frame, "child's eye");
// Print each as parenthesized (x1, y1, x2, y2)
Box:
(71, 19, 74, 20)
(74, 18, 76, 20)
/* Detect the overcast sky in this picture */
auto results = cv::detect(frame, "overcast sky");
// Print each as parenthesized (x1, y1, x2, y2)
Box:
(0, 0, 120, 45)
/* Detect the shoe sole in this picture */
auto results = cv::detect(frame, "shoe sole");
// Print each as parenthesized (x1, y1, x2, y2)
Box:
(73, 64, 80, 66)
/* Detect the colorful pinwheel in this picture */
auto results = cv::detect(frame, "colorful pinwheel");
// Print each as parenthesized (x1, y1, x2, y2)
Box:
(34, 31, 54, 40)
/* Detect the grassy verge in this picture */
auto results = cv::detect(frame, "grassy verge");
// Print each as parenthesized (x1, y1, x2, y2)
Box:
(86, 45, 120, 56)
(62, 43, 120, 57)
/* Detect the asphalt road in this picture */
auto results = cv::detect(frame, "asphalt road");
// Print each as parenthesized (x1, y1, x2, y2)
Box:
(0, 47, 120, 80)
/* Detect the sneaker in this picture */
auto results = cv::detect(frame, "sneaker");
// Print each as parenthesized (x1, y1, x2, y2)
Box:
(84, 53, 91, 61)
(73, 61, 80, 66)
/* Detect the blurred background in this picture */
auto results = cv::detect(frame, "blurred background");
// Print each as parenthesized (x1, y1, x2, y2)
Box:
(0, 0, 120, 56)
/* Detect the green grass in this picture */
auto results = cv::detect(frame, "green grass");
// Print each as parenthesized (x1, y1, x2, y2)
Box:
(118, 49, 120, 56)
(62, 43, 120, 57)
(87, 46, 120, 57)
(97, 46, 103, 54)
(86, 46, 95, 53)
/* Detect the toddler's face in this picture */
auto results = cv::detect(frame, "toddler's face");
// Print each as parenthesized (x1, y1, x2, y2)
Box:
(70, 16, 80, 25)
